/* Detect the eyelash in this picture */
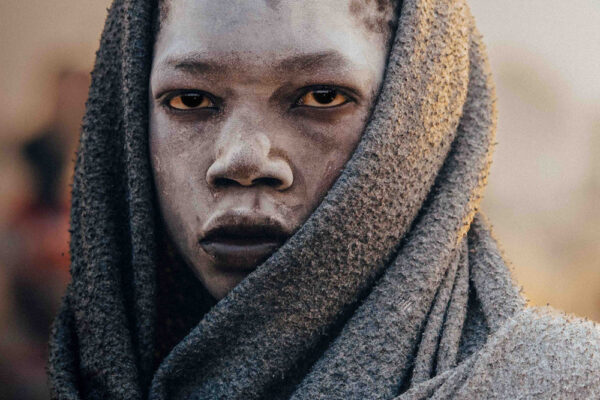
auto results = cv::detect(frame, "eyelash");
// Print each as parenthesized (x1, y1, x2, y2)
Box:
(161, 90, 218, 113)
(292, 85, 355, 109)
(160, 85, 356, 113)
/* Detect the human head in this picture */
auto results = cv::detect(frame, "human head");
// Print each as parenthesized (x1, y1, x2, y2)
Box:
(149, 0, 400, 299)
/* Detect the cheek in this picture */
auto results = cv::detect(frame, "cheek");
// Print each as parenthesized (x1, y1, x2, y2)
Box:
(149, 113, 216, 245)
(150, 110, 217, 187)
(288, 107, 370, 207)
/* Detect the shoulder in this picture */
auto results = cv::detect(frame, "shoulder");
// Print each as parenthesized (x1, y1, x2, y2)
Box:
(508, 307, 600, 373)
(459, 307, 600, 399)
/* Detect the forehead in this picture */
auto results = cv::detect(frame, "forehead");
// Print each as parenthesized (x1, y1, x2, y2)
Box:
(154, 0, 389, 73)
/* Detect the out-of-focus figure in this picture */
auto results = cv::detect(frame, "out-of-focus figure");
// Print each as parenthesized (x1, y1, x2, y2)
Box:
(0, 69, 88, 400)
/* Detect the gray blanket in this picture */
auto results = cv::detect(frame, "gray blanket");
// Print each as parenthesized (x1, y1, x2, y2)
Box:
(48, 0, 600, 398)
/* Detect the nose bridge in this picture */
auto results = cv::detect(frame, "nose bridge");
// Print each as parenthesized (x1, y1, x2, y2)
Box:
(223, 124, 270, 166)
(207, 107, 293, 190)
(215, 107, 269, 158)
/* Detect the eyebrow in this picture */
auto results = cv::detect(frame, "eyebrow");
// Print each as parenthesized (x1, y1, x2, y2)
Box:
(165, 56, 221, 74)
(274, 51, 352, 74)
(162, 50, 353, 76)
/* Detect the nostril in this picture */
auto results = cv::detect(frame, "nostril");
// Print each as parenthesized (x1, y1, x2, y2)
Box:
(213, 177, 241, 188)
(211, 176, 283, 188)
(252, 177, 283, 188)
(206, 153, 293, 190)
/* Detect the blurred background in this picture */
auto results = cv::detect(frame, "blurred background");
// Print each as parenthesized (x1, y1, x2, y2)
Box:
(0, 0, 598, 398)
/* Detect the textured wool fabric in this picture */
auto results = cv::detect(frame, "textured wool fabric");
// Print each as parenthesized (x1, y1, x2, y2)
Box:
(48, 0, 600, 399)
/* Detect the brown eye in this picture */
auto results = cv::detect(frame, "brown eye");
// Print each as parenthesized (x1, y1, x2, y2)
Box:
(168, 93, 214, 110)
(297, 89, 350, 108)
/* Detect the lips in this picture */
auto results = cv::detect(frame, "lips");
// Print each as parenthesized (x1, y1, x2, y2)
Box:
(199, 216, 290, 271)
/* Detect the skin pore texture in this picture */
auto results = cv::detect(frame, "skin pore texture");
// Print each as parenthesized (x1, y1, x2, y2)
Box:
(149, 0, 397, 299)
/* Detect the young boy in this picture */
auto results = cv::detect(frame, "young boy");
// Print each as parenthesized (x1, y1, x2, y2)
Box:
(49, 1, 600, 399)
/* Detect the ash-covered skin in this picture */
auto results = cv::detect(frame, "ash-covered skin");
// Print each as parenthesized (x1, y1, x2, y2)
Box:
(149, 0, 398, 299)
(349, 0, 401, 35)
(155, 0, 400, 41)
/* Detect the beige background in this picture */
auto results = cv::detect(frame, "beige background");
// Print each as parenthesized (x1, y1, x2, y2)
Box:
(1, 0, 599, 320)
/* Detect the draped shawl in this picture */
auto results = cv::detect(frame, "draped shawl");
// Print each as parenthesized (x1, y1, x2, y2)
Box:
(48, 0, 600, 398)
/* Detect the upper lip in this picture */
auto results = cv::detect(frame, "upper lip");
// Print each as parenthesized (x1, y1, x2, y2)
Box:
(199, 212, 292, 245)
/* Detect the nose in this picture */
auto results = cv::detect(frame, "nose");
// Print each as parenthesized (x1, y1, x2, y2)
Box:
(206, 130, 293, 191)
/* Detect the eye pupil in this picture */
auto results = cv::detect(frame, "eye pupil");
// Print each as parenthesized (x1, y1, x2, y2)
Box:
(180, 93, 204, 108)
(312, 89, 337, 104)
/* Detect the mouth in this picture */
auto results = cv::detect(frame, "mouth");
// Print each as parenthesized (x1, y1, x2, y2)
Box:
(199, 215, 291, 271)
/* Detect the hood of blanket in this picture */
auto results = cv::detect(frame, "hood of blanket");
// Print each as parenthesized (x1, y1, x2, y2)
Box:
(48, 0, 508, 398)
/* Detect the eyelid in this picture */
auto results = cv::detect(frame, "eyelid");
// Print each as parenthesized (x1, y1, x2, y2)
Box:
(292, 85, 356, 109)
(159, 89, 220, 111)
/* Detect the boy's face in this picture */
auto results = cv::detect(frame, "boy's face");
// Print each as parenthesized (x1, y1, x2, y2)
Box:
(149, 0, 394, 299)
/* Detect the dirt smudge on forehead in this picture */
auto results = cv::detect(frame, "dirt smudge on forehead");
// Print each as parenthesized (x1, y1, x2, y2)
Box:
(263, 0, 282, 10)
(349, 0, 400, 36)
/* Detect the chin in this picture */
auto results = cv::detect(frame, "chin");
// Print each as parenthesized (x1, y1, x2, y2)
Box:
(200, 267, 251, 300)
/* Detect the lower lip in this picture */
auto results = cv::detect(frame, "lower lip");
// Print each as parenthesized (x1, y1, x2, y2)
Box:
(199, 239, 283, 270)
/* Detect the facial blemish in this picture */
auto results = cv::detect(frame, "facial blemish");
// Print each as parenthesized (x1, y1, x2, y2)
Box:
(349, 0, 398, 36)
(263, 0, 282, 10)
